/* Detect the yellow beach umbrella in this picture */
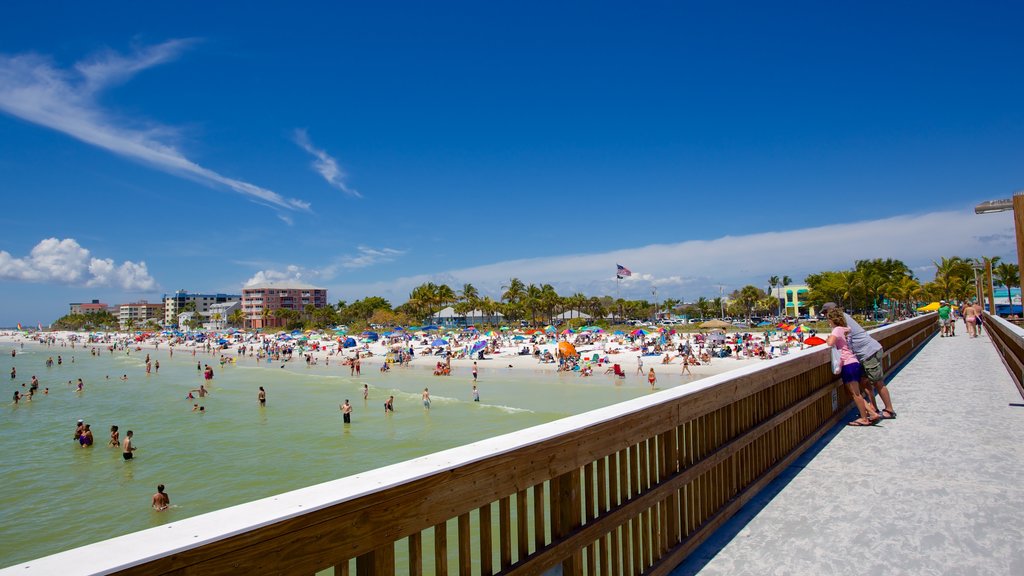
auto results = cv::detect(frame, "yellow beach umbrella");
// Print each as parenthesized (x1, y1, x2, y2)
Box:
(917, 301, 940, 312)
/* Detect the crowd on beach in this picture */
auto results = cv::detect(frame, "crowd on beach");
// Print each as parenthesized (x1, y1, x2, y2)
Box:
(4, 321, 847, 512)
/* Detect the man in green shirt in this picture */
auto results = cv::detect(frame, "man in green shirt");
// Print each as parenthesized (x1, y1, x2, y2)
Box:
(938, 300, 951, 337)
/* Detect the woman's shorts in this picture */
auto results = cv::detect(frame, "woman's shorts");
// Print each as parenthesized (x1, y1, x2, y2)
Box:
(840, 362, 862, 384)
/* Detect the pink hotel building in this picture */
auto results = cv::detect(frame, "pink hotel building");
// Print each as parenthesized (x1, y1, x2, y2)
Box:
(242, 282, 328, 329)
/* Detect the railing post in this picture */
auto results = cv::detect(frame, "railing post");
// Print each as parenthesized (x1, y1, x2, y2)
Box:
(553, 468, 583, 576)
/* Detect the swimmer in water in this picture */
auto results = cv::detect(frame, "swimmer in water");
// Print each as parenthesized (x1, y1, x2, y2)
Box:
(152, 484, 170, 511)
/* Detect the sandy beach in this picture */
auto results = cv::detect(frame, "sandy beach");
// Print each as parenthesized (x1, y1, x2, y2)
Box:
(1, 325, 810, 383)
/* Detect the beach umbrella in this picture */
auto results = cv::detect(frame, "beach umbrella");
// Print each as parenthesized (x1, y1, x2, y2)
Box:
(512, 335, 526, 341)
(544, 325, 556, 333)
(500, 326, 510, 331)
(699, 319, 732, 329)
(613, 330, 625, 335)
(431, 338, 448, 346)
(917, 302, 941, 312)
(631, 328, 647, 336)
(471, 341, 487, 352)
(343, 337, 357, 348)
(804, 335, 826, 346)
(421, 325, 440, 331)
(360, 338, 373, 343)
(561, 328, 575, 335)
(557, 341, 578, 358)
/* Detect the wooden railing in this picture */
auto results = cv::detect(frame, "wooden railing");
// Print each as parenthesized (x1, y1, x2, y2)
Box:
(982, 311, 1024, 399)
(6, 315, 936, 576)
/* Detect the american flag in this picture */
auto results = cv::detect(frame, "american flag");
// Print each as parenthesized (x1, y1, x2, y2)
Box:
(616, 264, 632, 279)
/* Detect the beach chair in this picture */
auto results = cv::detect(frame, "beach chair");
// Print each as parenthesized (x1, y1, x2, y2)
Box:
(613, 364, 625, 378)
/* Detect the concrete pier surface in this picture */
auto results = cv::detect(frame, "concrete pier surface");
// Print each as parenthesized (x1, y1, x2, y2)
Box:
(673, 329, 1024, 576)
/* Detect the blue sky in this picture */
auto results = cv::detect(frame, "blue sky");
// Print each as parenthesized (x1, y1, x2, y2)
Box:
(1, 1, 1022, 325)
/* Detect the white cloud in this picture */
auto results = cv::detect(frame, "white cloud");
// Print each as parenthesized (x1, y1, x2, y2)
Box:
(0, 41, 310, 214)
(244, 265, 306, 287)
(293, 129, 362, 198)
(323, 209, 1017, 303)
(340, 246, 403, 269)
(0, 238, 157, 291)
(242, 245, 405, 286)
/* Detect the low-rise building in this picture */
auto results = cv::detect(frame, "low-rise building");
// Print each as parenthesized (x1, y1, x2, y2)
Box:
(163, 290, 242, 327)
(429, 307, 505, 327)
(118, 301, 165, 330)
(784, 284, 816, 318)
(69, 299, 109, 315)
(242, 282, 328, 329)
(203, 301, 242, 331)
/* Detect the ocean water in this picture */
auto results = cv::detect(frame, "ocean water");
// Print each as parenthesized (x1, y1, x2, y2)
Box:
(0, 342, 665, 568)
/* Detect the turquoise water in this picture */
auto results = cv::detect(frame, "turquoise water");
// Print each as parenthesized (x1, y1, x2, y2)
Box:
(0, 342, 665, 568)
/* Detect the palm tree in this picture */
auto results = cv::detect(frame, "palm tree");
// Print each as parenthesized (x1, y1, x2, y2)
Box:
(501, 278, 526, 305)
(661, 298, 680, 318)
(458, 283, 479, 311)
(768, 275, 780, 316)
(994, 263, 1020, 306)
(478, 296, 499, 323)
(228, 308, 246, 329)
(695, 297, 710, 320)
(540, 284, 560, 324)
(524, 284, 543, 325)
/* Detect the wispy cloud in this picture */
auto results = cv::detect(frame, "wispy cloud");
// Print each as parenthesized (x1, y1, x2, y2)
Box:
(0, 40, 310, 214)
(293, 129, 362, 198)
(321, 209, 1017, 303)
(242, 245, 404, 286)
(340, 246, 402, 268)
(0, 238, 157, 291)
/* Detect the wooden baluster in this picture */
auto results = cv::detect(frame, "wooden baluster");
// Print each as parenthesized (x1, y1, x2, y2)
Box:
(584, 462, 597, 574)
(458, 513, 471, 576)
(434, 522, 448, 576)
(533, 483, 546, 550)
(333, 558, 350, 576)
(408, 533, 422, 576)
(597, 457, 611, 576)
(479, 503, 492, 576)
(610, 451, 622, 576)
(552, 468, 583, 576)
(499, 496, 512, 570)
(516, 489, 529, 561)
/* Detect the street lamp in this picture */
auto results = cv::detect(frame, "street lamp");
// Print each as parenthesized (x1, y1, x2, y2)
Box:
(971, 262, 985, 307)
(975, 191, 1024, 313)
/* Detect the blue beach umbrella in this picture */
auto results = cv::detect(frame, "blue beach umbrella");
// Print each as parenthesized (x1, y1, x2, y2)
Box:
(431, 338, 448, 346)
(471, 341, 487, 352)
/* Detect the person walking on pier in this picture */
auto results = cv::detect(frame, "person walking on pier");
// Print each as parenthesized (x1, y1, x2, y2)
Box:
(938, 301, 951, 337)
(822, 303, 896, 420)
